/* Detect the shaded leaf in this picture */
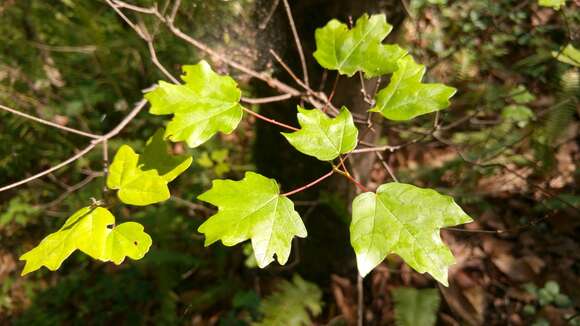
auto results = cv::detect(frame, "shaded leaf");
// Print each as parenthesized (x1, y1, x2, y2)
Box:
(282, 107, 358, 161)
(197, 172, 306, 267)
(20, 207, 152, 275)
(350, 183, 472, 285)
(145, 60, 244, 147)
(140, 128, 193, 182)
(370, 56, 456, 121)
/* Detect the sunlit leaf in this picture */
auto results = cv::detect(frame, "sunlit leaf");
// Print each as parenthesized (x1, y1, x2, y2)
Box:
(20, 206, 152, 275)
(350, 183, 472, 285)
(538, 0, 566, 10)
(197, 172, 306, 267)
(107, 145, 170, 206)
(145, 60, 244, 148)
(370, 55, 456, 121)
(282, 106, 358, 161)
(313, 14, 407, 77)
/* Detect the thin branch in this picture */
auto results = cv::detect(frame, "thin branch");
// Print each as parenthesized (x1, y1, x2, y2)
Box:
(39, 173, 99, 209)
(269, 49, 309, 90)
(375, 152, 398, 182)
(357, 275, 364, 326)
(168, 0, 181, 23)
(171, 195, 212, 213)
(102, 139, 109, 196)
(281, 0, 309, 87)
(0, 104, 100, 139)
(242, 107, 298, 131)
(334, 165, 369, 193)
(240, 93, 293, 104)
(281, 169, 334, 197)
(0, 99, 147, 193)
(147, 40, 179, 83)
(259, 0, 280, 29)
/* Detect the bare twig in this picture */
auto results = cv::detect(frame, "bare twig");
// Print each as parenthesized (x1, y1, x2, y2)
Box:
(281, 0, 309, 87)
(0, 99, 147, 193)
(259, 0, 280, 29)
(39, 173, 99, 209)
(375, 152, 398, 182)
(269, 49, 309, 90)
(0, 104, 100, 139)
(357, 275, 364, 326)
(240, 93, 293, 104)
(147, 40, 179, 83)
(242, 107, 298, 131)
(281, 169, 334, 197)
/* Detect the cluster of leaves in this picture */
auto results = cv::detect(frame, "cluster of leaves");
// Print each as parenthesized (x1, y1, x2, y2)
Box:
(19, 13, 473, 287)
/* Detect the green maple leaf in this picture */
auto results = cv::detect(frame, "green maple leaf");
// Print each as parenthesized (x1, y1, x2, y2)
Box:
(20, 206, 152, 275)
(107, 145, 170, 206)
(197, 172, 307, 268)
(145, 60, 244, 148)
(140, 128, 193, 182)
(538, 0, 566, 10)
(313, 14, 407, 77)
(350, 183, 472, 285)
(282, 107, 358, 161)
(370, 55, 456, 121)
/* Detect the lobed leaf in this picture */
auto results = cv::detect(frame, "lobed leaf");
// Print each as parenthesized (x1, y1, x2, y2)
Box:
(145, 60, 244, 148)
(107, 145, 170, 206)
(20, 206, 152, 275)
(350, 183, 472, 285)
(313, 14, 407, 77)
(282, 106, 358, 161)
(370, 56, 456, 121)
(197, 172, 306, 268)
(107, 133, 191, 206)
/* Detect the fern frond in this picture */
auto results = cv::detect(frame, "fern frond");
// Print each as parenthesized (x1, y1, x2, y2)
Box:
(392, 287, 441, 326)
(254, 275, 323, 326)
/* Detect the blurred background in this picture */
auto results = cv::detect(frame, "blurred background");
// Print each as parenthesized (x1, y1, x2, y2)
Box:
(0, 0, 578, 325)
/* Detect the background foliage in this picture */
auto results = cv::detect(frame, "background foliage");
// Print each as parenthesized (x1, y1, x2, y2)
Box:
(0, 0, 578, 325)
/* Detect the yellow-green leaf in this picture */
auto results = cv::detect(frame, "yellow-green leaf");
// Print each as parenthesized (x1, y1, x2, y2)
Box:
(350, 183, 472, 285)
(20, 207, 152, 275)
(282, 106, 358, 161)
(107, 145, 170, 206)
(538, 0, 566, 10)
(197, 172, 306, 268)
(145, 60, 244, 148)
(370, 56, 456, 121)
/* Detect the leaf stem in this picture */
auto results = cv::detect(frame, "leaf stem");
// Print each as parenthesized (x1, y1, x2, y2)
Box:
(281, 169, 334, 197)
(242, 107, 298, 131)
(333, 167, 369, 193)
